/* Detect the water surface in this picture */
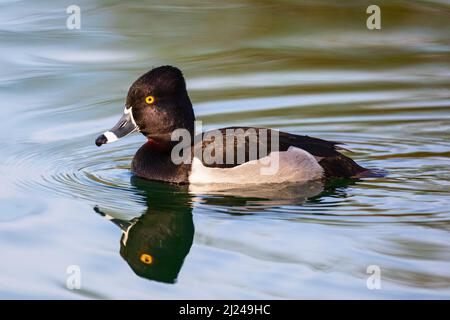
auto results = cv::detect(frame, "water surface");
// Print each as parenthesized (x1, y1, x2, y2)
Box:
(1, 0, 450, 299)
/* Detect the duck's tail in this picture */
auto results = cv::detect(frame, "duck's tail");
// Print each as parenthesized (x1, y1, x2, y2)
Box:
(318, 152, 383, 179)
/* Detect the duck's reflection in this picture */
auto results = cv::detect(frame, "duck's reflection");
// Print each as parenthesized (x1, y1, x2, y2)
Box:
(94, 177, 194, 284)
(189, 180, 325, 207)
(93, 177, 356, 284)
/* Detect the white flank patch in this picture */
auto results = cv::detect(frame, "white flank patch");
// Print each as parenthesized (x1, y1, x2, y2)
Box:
(189, 146, 324, 185)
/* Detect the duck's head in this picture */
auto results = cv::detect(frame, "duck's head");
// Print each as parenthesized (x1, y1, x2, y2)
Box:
(95, 66, 195, 147)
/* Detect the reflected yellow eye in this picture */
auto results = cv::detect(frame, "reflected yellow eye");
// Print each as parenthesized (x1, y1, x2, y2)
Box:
(140, 253, 153, 264)
(145, 96, 155, 105)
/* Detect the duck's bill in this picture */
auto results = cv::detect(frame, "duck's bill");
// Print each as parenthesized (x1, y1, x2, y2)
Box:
(95, 107, 138, 147)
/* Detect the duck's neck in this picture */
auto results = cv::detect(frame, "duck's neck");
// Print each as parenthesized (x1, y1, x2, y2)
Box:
(146, 138, 172, 153)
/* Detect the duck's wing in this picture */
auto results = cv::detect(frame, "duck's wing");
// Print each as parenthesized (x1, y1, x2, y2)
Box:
(194, 127, 368, 178)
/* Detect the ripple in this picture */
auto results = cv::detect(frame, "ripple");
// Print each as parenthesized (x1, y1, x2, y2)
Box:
(9, 139, 146, 218)
(189, 67, 450, 91)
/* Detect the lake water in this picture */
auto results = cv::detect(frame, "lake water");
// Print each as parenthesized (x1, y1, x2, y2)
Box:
(1, 0, 449, 299)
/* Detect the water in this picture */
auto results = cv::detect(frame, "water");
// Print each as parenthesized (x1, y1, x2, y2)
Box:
(1, 0, 449, 299)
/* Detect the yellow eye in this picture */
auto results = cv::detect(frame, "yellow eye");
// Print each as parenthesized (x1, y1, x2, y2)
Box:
(140, 253, 153, 264)
(145, 96, 155, 105)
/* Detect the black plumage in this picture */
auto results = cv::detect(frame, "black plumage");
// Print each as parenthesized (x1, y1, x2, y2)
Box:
(195, 127, 368, 178)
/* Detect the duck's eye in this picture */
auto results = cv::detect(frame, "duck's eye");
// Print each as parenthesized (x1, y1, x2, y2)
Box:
(140, 253, 153, 264)
(145, 96, 155, 105)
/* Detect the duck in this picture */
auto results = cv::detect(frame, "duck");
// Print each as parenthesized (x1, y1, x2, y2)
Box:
(95, 66, 370, 184)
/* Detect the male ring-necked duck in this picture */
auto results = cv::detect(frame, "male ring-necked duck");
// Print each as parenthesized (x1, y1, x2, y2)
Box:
(95, 66, 370, 184)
